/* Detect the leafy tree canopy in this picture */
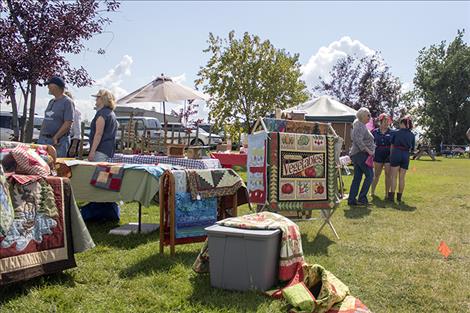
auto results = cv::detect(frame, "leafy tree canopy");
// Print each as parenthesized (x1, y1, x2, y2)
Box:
(313, 52, 403, 119)
(412, 29, 470, 146)
(195, 31, 309, 133)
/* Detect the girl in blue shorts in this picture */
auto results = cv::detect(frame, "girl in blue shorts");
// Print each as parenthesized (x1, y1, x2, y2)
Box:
(389, 116, 415, 203)
(371, 113, 393, 198)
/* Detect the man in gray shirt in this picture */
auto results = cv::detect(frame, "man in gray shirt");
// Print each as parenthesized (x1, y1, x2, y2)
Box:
(38, 76, 74, 157)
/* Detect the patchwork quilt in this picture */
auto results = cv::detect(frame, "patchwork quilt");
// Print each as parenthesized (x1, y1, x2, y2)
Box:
(90, 164, 125, 191)
(187, 169, 244, 200)
(0, 175, 76, 285)
(247, 131, 268, 204)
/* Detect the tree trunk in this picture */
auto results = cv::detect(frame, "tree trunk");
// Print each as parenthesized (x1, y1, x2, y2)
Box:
(20, 84, 30, 142)
(6, 83, 20, 140)
(24, 83, 36, 143)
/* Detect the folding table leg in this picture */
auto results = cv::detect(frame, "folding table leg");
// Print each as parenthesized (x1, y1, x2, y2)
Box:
(138, 202, 142, 233)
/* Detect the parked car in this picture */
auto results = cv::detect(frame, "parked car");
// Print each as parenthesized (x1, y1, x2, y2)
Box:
(163, 123, 223, 146)
(0, 112, 42, 142)
(115, 116, 162, 146)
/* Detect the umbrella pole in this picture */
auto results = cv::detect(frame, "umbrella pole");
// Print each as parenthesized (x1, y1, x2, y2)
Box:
(163, 101, 168, 150)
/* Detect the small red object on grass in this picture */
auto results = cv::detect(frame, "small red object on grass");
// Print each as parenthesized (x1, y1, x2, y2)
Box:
(438, 241, 452, 259)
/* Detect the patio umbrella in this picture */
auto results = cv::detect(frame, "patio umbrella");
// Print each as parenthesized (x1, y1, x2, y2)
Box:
(117, 74, 209, 144)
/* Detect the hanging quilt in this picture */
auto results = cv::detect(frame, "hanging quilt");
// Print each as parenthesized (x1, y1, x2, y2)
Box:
(247, 131, 268, 204)
(175, 192, 217, 239)
(269, 132, 337, 211)
(0, 176, 76, 285)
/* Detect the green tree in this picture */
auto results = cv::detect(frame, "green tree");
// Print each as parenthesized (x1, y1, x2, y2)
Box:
(413, 30, 470, 146)
(313, 52, 404, 119)
(195, 31, 309, 133)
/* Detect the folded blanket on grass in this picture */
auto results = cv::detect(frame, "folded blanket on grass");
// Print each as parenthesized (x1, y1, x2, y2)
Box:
(187, 169, 244, 200)
(271, 263, 371, 313)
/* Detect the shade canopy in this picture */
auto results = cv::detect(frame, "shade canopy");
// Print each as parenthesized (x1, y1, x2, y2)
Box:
(284, 96, 357, 123)
(117, 75, 209, 104)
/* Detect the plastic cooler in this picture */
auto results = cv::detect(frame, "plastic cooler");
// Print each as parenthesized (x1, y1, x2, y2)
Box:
(205, 224, 281, 291)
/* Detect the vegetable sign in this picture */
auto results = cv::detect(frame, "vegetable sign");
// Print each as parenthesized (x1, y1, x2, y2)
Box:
(278, 133, 327, 201)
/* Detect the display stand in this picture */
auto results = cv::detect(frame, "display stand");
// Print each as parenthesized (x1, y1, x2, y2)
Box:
(247, 117, 343, 239)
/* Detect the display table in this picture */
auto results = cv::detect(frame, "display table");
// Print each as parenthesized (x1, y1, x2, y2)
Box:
(65, 161, 161, 234)
(211, 152, 247, 168)
(108, 153, 221, 169)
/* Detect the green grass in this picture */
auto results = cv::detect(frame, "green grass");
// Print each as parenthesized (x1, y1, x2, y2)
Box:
(1, 158, 469, 312)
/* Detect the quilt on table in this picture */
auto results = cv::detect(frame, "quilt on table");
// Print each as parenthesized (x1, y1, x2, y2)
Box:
(0, 176, 76, 285)
(187, 169, 244, 200)
(90, 164, 125, 191)
(175, 192, 217, 239)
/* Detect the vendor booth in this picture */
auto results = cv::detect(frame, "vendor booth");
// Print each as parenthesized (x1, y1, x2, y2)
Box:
(283, 96, 357, 152)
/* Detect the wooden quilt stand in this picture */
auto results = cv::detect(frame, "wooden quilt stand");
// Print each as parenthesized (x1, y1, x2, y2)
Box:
(248, 117, 343, 239)
(159, 170, 241, 256)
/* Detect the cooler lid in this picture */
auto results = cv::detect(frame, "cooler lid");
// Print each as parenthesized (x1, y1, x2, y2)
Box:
(205, 224, 281, 239)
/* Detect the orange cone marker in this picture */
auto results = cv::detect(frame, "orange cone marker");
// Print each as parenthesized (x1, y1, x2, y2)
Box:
(438, 241, 452, 259)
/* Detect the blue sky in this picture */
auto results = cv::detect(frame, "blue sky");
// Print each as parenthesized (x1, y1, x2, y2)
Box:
(31, 1, 470, 120)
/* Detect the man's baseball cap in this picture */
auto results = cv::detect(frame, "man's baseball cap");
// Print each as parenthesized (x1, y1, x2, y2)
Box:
(44, 76, 65, 89)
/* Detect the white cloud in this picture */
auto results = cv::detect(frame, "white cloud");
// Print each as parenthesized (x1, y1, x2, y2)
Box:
(95, 54, 133, 99)
(301, 36, 375, 91)
(401, 81, 413, 93)
(171, 73, 186, 84)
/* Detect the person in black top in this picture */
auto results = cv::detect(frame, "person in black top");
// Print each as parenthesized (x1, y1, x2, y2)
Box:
(88, 89, 118, 162)
(371, 113, 393, 198)
(389, 115, 415, 203)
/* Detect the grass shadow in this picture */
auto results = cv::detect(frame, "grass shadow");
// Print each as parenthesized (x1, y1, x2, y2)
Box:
(187, 273, 278, 312)
(391, 202, 417, 212)
(85, 222, 158, 250)
(0, 272, 75, 305)
(343, 206, 372, 219)
(301, 233, 336, 256)
(371, 196, 389, 208)
(119, 250, 198, 278)
(413, 158, 441, 162)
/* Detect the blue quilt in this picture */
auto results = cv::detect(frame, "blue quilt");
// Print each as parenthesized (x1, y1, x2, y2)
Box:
(175, 192, 217, 239)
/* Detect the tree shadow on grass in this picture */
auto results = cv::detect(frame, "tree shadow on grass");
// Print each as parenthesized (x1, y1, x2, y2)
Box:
(187, 274, 279, 312)
(85, 221, 158, 250)
(119, 250, 198, 278)
(301, 233, 336, 256)
(0, 272, 75, 306)
(343, 206, 371, 219)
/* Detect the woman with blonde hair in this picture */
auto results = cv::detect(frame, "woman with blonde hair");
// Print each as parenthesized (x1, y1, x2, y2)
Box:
(370, 113, 393, 198)
(348, 107, 376, 206)
(88, 89, 118, 162)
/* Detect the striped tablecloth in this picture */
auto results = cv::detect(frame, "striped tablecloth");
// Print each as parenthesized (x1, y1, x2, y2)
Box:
(108, 154, 221, 169)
